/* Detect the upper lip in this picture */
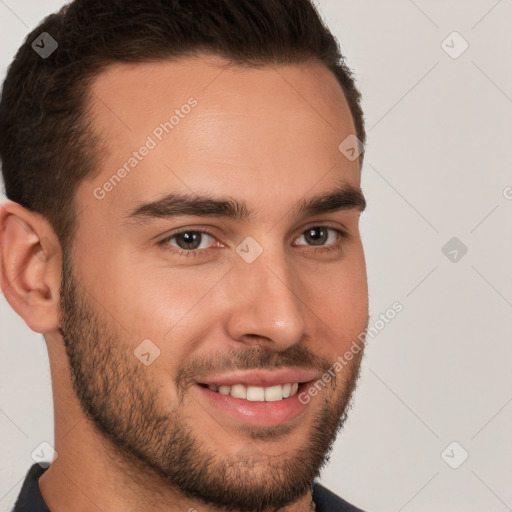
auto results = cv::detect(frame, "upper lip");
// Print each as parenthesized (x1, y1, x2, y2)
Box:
(195, 368, 320, 388)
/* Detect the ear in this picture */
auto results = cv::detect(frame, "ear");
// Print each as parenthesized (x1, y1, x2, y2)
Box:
(0, 200, 62, 333)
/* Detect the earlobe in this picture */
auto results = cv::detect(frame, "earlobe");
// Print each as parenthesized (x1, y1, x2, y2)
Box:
(0, 201, 62, 333)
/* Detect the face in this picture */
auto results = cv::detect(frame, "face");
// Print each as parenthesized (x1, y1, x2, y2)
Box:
(60, 56, 369, 510)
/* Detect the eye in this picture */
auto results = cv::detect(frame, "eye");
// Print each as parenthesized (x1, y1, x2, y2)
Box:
(294, 226, 346, 249)
(158, 225, 349, 259)
(159, 228, 220, 257)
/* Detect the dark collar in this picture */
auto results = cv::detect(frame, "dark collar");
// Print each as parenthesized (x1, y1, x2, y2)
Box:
(13, 464, 50, 512)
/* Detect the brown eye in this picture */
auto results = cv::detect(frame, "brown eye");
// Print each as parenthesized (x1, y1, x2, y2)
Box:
(173, 231, 207, 250)
(303, 227, 329, 246)
(161, 229, 217, 255)
(296, 227, 341, 247)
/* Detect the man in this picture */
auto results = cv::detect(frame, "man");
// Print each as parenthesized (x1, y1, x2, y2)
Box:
(0, 0, 369, 510)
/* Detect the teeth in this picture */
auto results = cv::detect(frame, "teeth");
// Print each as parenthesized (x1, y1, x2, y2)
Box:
(205, 382, 300, 401)
(264, 385, 284, 402)
(247, 386, 265, 401)
(230, 384, 247, 399)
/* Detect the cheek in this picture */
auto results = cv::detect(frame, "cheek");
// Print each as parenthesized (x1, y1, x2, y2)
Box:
(98, 259, 225, 352)
(301, 252, 368, 345)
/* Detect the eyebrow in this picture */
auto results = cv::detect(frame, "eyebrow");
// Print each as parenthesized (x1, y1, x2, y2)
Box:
(123, 182, 366, 225)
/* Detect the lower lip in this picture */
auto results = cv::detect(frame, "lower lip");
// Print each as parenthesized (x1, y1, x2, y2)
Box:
(194, 383, 312, 427)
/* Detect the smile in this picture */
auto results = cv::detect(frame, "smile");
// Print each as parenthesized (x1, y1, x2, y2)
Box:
(200, 382, 300, 401)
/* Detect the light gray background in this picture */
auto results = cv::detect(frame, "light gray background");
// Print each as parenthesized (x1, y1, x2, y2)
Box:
(1, 1, 511, 511)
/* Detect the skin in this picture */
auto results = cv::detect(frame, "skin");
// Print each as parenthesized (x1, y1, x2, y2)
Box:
(0, 55, 368, 512)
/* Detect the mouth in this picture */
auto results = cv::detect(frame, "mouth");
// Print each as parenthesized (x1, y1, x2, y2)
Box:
(197, 381, 302, 402)
(193, 369, 319, 426)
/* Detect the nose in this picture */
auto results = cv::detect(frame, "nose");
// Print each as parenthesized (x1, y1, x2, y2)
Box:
(224, 250, 307, 351)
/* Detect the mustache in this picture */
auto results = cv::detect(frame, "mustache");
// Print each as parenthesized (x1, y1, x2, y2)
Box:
(175, 343, 334, 389)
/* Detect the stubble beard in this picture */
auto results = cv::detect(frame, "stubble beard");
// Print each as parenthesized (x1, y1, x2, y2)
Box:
(58, 250, 365, 511)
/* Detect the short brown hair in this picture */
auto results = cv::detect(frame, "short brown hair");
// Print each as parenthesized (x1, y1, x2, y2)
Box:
(0, 0, 365, 249)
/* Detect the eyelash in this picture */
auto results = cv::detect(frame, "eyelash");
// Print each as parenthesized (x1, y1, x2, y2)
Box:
(158, 225, 351, 259)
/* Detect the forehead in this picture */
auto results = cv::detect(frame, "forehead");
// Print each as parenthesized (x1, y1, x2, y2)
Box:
(79, 55, 360, 221)
(88, 55, 354, 130)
